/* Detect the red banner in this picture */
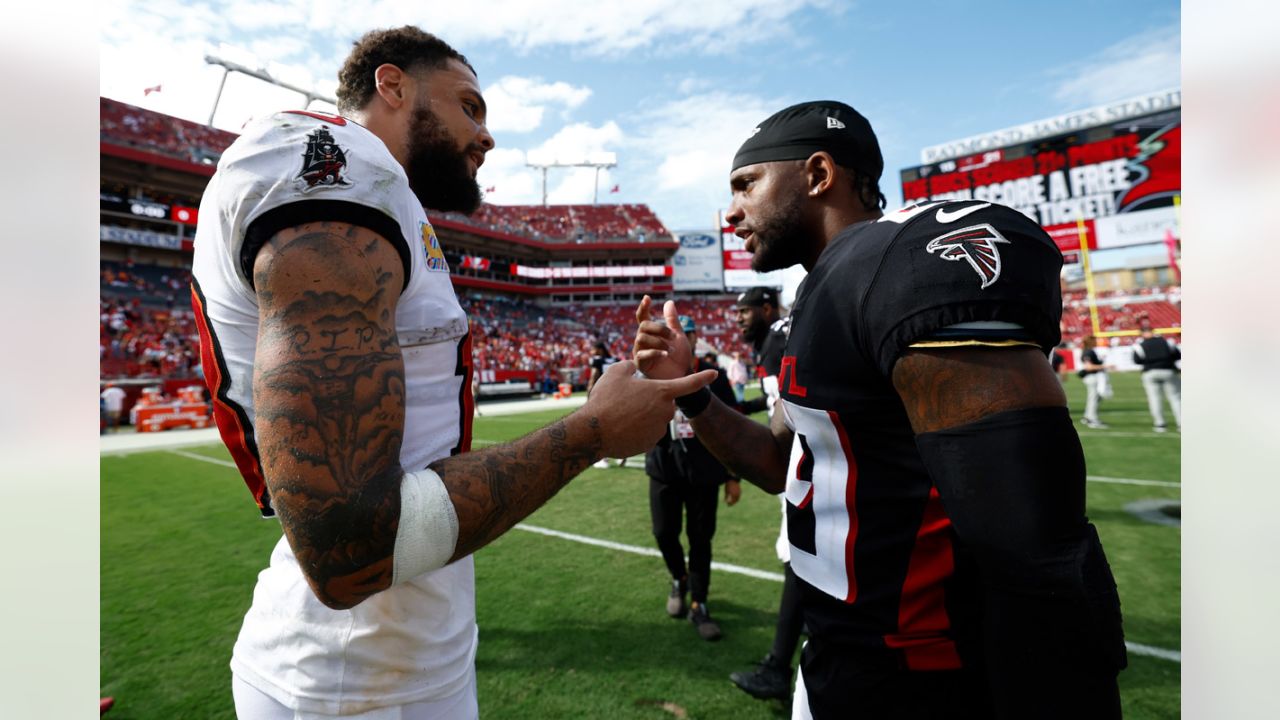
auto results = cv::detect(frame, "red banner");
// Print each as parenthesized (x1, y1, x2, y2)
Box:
(1043, 220, 1097, 252)
(722, 250, 754, 271)
(171, 205, 199, 225)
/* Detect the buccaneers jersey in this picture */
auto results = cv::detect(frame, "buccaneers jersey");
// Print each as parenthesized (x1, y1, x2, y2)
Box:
(190, 111, 477, 713)
(777, 200, 1062, 670)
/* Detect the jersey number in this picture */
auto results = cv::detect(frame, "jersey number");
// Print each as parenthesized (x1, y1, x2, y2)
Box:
(784, 402, 860, 603)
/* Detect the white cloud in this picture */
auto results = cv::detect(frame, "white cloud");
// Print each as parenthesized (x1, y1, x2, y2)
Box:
(321, 0, 826, 56)
(624, 91, 782, 228)
(109, 0, 832, 57)
(475, 148, 542, 204)
(1053, 24, 1181, 107)
(676, 76, 716, 96)
(483, 76, 592, 133)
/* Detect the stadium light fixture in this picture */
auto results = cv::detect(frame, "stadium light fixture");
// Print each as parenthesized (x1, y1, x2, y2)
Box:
(204, 54, 337, 127)
(524, 151, 619, 206)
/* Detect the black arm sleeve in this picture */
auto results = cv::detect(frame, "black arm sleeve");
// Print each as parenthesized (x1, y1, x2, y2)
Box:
(915, 406, 1126, 719)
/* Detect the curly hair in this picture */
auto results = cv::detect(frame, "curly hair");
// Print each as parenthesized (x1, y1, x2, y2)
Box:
(336, 26, 475, 114)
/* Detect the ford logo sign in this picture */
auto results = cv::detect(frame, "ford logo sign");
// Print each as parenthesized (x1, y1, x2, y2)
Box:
(679, 234, 716, 249)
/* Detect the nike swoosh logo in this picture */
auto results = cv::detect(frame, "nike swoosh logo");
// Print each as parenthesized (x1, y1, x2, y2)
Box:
(935, 203, 992, 223)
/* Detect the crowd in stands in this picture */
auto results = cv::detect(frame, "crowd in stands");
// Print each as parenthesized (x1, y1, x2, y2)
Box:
(100, 299, 200, 379)
(98, 259, 748, 384)
(1061, 285, 1181, 344)
(101, 262, 200, 379)
(100, 259, 1182, 385)
(101, 260, 191, 309)
(101, 98, 237, 164)
(462, 295, 749, 387)
(436, 202, 672, 244)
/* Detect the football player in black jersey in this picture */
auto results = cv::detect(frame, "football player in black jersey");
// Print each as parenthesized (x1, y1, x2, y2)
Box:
(586, 340, 620, 396)
(734, 286, 788, 417)
(634, 101, 1125, 719)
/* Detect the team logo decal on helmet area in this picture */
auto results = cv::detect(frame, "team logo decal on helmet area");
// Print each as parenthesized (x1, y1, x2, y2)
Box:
(296, 126, 352, 191)
(925, 223, 1011, 289)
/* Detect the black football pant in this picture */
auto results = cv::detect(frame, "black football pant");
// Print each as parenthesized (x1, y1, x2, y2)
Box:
(799, 635, 994, 719)
(771, 563, 806, 663)
(648, 474, 719, 604)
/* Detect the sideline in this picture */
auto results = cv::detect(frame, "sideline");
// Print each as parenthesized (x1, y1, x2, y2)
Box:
(99, 394, 588, 457)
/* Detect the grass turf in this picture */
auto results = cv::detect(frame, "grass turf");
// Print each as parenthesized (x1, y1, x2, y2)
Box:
(101, 370, 1180, 718)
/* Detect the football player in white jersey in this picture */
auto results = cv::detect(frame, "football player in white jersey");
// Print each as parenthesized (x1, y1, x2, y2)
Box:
(192, 26, 716, 719)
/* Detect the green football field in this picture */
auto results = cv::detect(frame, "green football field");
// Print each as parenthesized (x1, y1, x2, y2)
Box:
(101, 371, 1181, 718)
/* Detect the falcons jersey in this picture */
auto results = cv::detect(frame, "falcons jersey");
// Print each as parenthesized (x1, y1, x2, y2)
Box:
(190, 110, 478, 713)
(777, 200, 1062, 670)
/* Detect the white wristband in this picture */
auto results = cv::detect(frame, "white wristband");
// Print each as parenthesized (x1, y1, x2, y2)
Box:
(392, 468, 460, 585)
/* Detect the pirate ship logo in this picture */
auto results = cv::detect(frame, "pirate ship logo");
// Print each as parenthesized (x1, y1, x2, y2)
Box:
(296, 126, 352, 191)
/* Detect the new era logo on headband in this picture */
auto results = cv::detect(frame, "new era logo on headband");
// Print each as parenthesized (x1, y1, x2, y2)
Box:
(827, 117, 845, 129)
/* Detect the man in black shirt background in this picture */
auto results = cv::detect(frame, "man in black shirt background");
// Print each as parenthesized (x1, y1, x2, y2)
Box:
(646, 315, 742, 641)
(728, 286, 806, 701)
(734, 286, 788, 417)
(1132, 319, 1182, 432)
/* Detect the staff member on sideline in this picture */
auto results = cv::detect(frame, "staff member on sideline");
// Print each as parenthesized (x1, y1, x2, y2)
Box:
(1132, 320, 1181, 432)
(647, 315, 742, 641)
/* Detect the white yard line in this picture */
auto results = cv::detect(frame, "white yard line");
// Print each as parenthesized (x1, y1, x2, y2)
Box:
(167, 448, 238, 468)
(1123, 642, 1181, 663)
(1087, 475, 1181, 489)
(1078, 431, 1180, 439)
(514, 523, 786, 582)
(141, 434, 1184, 664)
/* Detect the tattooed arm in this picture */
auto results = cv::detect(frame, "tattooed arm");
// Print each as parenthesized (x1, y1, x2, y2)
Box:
(253, 223, 715, 609)
(890, 345, 1066, 432)
(252, 221, 407, 610)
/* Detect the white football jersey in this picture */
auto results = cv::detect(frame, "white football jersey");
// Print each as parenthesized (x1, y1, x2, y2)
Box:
(191, 110, 478, 714)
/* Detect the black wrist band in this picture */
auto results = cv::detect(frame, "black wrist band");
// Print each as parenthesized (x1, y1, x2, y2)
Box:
(674, 386, 713, 418)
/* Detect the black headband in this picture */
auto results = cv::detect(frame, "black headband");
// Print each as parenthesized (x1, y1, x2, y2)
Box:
(732, 100, 883, 182)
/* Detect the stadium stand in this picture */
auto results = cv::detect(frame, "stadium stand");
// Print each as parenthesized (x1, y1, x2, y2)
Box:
(1060, 286, 1181, 343)
(444, 202, 672, 244)
(101, 98, 238, 164)
(461, 295, 750, 388)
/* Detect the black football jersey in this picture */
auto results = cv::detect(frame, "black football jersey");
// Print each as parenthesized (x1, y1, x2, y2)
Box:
(778, 200, 1062, 669)
(756, 318, 789, 378)
(753, 317, 790, 416)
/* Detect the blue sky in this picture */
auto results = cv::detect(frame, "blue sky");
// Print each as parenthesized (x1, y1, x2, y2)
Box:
(100, 0, 1181, 231)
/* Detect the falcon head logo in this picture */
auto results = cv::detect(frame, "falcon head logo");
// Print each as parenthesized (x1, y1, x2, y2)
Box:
(925, 223, 1011, 289)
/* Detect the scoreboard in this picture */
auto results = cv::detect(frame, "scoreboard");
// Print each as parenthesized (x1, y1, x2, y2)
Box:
(900, 89, 1180, 255)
